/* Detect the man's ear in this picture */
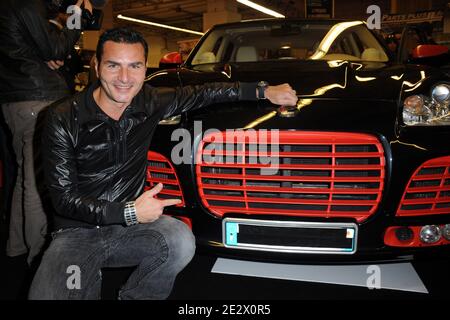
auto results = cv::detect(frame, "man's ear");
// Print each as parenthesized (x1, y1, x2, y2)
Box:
(94, 57, 99, 78)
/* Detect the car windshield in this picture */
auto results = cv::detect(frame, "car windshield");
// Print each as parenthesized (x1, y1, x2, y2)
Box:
(189, 21, 389, 65)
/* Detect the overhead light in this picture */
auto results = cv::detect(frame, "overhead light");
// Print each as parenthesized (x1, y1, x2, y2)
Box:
(117, 14, 204, 36)
(237, 0, 285, 18)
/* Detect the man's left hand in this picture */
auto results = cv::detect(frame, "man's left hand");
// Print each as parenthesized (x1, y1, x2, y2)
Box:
(265, 83, 298, 106)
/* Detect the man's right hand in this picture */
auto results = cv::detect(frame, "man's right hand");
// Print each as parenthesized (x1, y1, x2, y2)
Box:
(46, 60, 64, 70)
(76, 0, 93, 14)
(134, 183, 181, 223)
(83, 0, 93, 14)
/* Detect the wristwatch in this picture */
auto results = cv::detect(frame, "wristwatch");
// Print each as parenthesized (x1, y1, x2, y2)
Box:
(124, 201, 139, 226)
(257, 81, 269, 100)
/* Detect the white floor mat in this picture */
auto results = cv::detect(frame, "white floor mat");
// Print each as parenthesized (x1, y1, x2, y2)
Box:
(211, 258, 428, 294)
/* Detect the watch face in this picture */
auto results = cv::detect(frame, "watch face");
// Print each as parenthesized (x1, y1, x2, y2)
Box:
(257, 81, 268, 99)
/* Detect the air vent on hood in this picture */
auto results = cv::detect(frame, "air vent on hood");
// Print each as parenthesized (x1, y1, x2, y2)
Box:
(145, 151, 185, 206)
(397, 156, 450, 216)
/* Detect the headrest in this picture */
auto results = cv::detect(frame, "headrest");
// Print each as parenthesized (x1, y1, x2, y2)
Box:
(193, 51, 216, 64)
(236, 46, 258, 62)
(361, 48, 383, 61)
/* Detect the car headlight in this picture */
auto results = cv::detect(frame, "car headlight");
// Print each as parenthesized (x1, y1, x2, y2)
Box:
(402, 84, 450, 126)
(432, 84, 450, 103)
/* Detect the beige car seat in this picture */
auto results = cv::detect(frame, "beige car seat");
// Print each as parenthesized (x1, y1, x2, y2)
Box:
(235, 46, 258, 62)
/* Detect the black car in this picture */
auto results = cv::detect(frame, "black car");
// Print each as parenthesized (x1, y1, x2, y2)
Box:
(146, 19, 450, 263)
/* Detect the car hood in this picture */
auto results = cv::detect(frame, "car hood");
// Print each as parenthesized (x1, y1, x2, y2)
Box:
(175, 60, 429, 101)
(148, 60, 441, 138)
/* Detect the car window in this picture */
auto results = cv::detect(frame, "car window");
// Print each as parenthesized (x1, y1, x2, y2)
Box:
(399, 28, 426, 62)
(189, 21, 389, 66)
(313, 23, 389, 62)
(191, 23, 331, 65)
(380, 24, 440, 63)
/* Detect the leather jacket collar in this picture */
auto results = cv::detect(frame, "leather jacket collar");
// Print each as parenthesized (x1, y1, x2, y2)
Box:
(77, 81, 148, 129)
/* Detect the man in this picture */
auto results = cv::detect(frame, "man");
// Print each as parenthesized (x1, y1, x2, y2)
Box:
(0, 0, 93, 266)
(47, 7, 84, 94)
(28, 27, 297, 300)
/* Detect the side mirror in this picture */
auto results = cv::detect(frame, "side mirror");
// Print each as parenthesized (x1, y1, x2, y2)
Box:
(158, 52, 183, 70)
(412, 44, 449, 59)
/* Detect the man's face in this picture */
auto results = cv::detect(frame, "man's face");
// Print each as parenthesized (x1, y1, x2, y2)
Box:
(96, 41, 146, 108)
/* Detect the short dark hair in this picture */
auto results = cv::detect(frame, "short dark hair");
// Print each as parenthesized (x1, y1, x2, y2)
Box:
(96, 27, 148, 63)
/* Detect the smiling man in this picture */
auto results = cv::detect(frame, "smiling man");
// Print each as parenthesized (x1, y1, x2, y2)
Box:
(28, 27, 297, 300)
(93, 41, 146, 120)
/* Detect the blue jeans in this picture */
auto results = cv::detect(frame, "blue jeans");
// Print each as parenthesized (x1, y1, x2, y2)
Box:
(28, 215, 195, 300)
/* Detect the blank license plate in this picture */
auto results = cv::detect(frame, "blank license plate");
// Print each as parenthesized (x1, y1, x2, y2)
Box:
(223, 218, 357, 254)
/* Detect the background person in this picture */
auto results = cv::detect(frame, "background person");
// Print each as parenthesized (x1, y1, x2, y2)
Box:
(0, 0, 93, 266)
(47, 6, 84, 94)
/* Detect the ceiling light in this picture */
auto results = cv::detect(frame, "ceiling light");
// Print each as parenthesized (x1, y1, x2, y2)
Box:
(237, 0, 285, 18)
(117, 14, 204, 36)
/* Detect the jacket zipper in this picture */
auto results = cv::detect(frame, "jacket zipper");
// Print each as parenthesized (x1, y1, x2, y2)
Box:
(120, 119, 129, 164)
(105, 126, 115, 201)
(119, 121, 124, 164)
(106, 128, 113, 162)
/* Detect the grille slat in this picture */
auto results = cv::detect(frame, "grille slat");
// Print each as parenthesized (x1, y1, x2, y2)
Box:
(203, 150, 383, 158)
(201, 183, 380, 194)
(247, 192, 330, 200)
(397, 156, 450, 216)
(203, 194, 378, 205)
(199, 173, 382, 182)
(198, 163, 384, 170)
(248, 202, 328, 211)
(196, 131, 385, 222)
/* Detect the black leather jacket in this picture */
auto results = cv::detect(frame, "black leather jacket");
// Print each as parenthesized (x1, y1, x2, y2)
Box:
(0, 0, 82, 103)
(43, 81, 256, 230)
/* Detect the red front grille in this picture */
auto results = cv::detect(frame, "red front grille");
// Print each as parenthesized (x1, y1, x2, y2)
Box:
(195, 131, 385, 222)
(397, 156, 450, 216)
(145, 151, 185, 206)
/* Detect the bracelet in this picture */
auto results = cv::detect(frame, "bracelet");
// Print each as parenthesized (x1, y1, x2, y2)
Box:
(124, 201, 139, 226)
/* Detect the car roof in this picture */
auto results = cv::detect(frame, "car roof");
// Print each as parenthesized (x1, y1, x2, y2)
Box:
(208, 18, 355, 30)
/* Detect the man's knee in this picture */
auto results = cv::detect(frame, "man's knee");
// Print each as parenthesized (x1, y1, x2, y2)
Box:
(177, 221, 196, 264)
(161, 217, 196, 267)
